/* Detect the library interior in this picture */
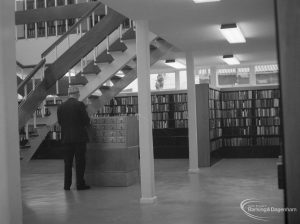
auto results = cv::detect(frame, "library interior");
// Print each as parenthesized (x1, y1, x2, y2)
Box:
(0, 0, 300, 223)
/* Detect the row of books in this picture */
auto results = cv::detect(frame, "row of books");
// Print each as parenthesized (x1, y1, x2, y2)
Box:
(256, 137, 280, 145)
(254, 108, 280, 117)
(221, 91, 253, 101)
(209, 89, 221, 100)
(252, 89, 280, 99)
(151, 95, 170, 103)
(152, 121, 169, 129)
(152, 112, 169, 120)
(174, 111, 188, 120)
(209, 100, 222, 109)
(254, 99, 280, 107)
(210, 138, 223, 151)
(255, 117, 280, 126)
(256, 126, 280, 135)
(223, 137, 254, 147)
(221, 109, 252, 118)
(209, 110, 222, 119)
(209, 128, 222, 139)
(173, 94, 188, 103)
(222, 127, 252, 136)
(221, 89, 280, 101)
(222, 118, 253, 127)
(221, 100, 252, 109)
(209, 119, 222, 128)
(210, 117, 280, 128)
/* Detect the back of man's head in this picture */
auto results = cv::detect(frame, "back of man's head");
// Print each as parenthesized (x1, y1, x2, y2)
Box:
(68, 86, 80, 99)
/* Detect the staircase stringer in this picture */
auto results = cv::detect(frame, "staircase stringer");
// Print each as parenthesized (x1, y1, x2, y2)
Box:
(18, 9, 127, 128)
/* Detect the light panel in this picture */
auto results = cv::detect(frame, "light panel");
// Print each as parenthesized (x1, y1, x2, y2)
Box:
(220, 23, 246, 43)
(193, 0, 221, 3)
(165, 59, 186, 69)
(222, 55, 240, 65)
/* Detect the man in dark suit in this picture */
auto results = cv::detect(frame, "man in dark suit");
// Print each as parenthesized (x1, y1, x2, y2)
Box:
(57, 86, 91, 190)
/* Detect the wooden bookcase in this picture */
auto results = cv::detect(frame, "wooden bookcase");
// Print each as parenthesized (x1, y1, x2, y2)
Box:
(92, 90, 189, 158)
(196, 84, 222, 167)
(86, 116, 139, 186)
(196, 84, 282, 166)
(220, 86, 281, 158)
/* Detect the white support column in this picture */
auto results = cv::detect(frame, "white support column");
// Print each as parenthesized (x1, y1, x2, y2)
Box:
(175, 70, 180, 90)
(210, 67, 217, 87)
(249, 65, 256, 85)
(0, 0, 23, 223)
(186, 52, 199, 173)
(136, 20, 157, 204)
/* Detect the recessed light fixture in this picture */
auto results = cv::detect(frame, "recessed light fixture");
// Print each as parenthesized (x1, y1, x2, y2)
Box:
(165, 59, 186, 69)
(220, 23, 246, 43)
(193, 0, 221, 3)
(222, 55, 240, 65)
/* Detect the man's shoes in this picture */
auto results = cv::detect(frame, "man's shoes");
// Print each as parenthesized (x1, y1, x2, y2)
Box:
(64, 187, 70, 191)
(77, 185, 91, 190)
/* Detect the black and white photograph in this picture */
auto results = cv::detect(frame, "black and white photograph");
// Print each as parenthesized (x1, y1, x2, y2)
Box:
(0, 0, 299, 223)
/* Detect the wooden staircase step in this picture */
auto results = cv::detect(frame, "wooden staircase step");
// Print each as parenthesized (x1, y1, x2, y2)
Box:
(82, 63, 101, 75)
(121, 27, 135, 41)
(95, 51, 114, 64)
(110, 75, 123, 84)
(70, 73, 88, 86)
(121, 65, 133, 73)
(99, 85, 111, 93)
(108, 39, 127, 52)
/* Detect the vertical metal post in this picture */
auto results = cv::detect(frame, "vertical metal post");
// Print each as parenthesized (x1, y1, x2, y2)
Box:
(65, 19, 68, 32)
(34, 22, 37, 38)
(45, 22, 48, 38)
(24, 24, 28, 39)
(92, 12, 95, 27)
(32, 78, 37, 129)
(105, 5, 108, 15)
(119, 24, 123, 42)
(106, 36, 110, 53)
(55, 20, 58, 36)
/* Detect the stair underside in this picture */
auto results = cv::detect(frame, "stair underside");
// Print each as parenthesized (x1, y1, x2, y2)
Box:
(18, 9, 127, 129)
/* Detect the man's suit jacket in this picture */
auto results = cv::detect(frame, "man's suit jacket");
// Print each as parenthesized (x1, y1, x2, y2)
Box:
(57, 98, 90, 144)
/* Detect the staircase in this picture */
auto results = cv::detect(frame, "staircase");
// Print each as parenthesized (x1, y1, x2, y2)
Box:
(17, 2, 175, 163)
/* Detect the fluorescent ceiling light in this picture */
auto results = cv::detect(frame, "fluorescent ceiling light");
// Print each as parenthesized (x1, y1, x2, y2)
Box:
(193, 0, 221, 3)
(220, 23, 246, 43)
(222, 55, 240, 65)
(165, 59, 186, 69)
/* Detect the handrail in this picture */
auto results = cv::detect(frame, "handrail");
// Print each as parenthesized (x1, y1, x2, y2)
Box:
(17, 58, 46, 91)
(41, 2, 102, 58)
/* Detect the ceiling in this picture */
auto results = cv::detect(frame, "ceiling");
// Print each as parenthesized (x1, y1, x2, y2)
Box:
(100, 0, 278, 70)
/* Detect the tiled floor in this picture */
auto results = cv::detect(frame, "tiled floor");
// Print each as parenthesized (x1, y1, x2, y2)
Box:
(21, 159, 284, 224)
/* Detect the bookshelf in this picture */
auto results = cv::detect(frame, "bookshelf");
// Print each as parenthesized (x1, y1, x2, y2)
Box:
(196, 84, 222, 167)
(86, 116, 139, 186)
(90, 90, 189, 158)
(220, 86, 281, 158)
